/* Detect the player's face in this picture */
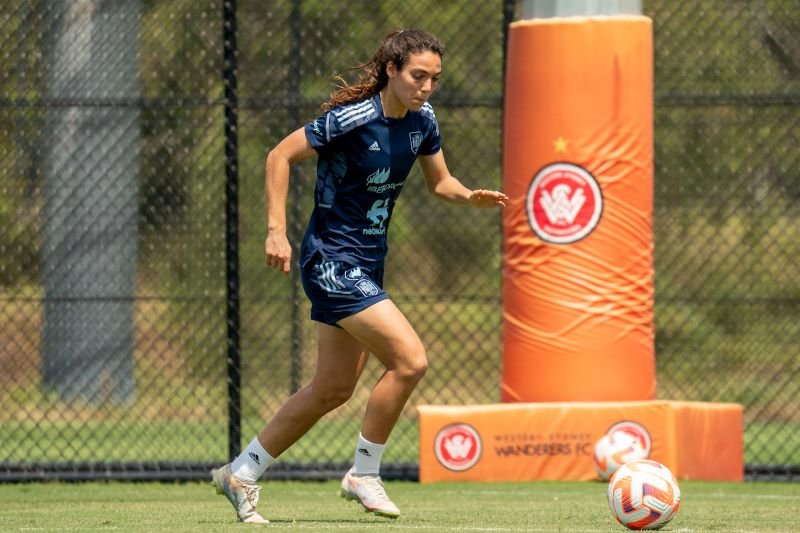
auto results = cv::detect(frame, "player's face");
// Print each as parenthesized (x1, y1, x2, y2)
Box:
(387, 51, 442, 112)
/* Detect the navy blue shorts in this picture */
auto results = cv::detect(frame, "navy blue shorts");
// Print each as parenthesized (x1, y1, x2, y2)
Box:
(300, 254, 388, 326)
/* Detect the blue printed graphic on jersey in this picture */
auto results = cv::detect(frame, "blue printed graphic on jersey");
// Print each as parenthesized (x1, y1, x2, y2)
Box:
(301, 93, 442, 266)
(316, 152, 347, 209)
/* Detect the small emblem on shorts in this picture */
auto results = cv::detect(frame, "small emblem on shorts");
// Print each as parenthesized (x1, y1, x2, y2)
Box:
(345, 267, 365, 280)
(355, 279, 380, 297)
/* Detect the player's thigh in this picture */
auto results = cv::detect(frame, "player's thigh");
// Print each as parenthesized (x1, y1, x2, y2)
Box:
(337, 299, 426, 372)
(312, 322, 367, 390)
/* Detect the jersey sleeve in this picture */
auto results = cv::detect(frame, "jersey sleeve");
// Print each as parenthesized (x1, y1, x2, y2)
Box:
(304, 111, 335, 152)
(305, 98, 380, 152)
(417, 104, 441, 156)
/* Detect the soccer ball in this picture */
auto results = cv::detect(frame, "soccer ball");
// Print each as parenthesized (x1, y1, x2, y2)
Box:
(593, 424, 651, 480)
(607, 459, 681, 530)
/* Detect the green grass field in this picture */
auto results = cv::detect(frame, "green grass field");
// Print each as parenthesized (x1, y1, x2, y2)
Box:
(1, 480, 797, 532)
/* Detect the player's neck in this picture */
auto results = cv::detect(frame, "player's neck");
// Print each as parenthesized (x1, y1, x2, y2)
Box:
(379, 90, 407, 119)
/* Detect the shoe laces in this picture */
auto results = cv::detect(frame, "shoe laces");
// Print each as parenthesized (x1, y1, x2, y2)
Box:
(361, 476, 390, 502)
(243, 484, 261, 508)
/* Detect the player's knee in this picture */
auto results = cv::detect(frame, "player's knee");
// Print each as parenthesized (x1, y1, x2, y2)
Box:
(410, 355, 428, 383)
(312, 382, 355, 411)
(399, 344, 428, 384)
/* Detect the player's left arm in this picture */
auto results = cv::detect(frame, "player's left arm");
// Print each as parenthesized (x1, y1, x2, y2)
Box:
(419, 150, 508, 208)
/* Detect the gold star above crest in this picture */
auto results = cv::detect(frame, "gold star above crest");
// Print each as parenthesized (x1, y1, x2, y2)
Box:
(553, 136, 568, 153)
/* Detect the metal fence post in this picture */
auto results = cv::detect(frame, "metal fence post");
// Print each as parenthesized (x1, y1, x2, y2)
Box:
(223, 0, 242, 461)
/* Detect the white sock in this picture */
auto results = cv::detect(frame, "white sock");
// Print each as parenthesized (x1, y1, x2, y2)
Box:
(352, 432, 385, 476)
(230, 437, 274, 483)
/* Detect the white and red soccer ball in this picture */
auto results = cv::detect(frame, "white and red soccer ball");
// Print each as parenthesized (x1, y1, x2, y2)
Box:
(608, 459, 681, 530)
(593, 422, 652, 480)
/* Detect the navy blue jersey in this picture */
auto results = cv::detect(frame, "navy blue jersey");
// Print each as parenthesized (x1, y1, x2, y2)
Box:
(300, 93, 441, 266)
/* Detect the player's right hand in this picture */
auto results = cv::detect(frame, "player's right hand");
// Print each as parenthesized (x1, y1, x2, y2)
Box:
(265, 232, 292, 275)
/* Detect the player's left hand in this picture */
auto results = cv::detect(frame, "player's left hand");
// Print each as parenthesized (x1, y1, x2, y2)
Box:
(468, 189, 508, 208)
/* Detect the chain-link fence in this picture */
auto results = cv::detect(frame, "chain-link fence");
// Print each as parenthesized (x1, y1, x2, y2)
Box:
(652, 0, 799, 478)
(0, 0, 797, 482)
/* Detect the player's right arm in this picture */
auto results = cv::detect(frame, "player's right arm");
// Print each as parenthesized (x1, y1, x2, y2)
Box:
(265, 127, 316, 274)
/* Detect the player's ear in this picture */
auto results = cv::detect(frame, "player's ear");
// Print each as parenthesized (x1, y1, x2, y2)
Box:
(386, 61, 398, 79)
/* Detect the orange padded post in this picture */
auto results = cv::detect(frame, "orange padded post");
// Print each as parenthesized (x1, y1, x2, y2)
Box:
(502, 16, 656, 402)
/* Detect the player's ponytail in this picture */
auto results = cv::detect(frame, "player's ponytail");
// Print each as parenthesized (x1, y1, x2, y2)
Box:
(322, 29, 445, 111)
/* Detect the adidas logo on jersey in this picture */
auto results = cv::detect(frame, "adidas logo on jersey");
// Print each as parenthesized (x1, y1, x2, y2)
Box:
(368, 141, 380, 151)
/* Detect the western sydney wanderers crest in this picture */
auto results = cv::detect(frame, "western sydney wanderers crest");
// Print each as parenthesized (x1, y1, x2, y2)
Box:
(409, 131, 423, 154)
(606, 420, 652, 456)
(526, 162, 603, 244)
(433, 423, 482, 472)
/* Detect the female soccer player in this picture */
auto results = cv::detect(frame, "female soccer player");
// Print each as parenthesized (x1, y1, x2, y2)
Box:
(212, 29, 507, 523)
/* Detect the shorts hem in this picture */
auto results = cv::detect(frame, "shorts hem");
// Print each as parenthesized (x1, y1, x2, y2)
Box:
(310, 293, 389, 326)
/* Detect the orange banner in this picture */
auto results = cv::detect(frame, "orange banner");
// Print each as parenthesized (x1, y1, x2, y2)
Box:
(418, 401, 743, 483)
(502, 17, 656, 402)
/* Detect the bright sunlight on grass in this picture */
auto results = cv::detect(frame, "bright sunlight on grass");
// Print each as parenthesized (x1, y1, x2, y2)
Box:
(1, 480, 797, 532)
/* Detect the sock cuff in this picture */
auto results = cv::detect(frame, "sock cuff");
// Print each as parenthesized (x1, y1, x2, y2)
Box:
(353, 433, 385, 475)
(231, 437, 274, 482)
(247, 436, 270, 458)
(358, 432, 386, 449)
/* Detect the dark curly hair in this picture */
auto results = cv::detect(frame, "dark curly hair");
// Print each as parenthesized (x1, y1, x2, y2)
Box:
(322, 29, 445, 111)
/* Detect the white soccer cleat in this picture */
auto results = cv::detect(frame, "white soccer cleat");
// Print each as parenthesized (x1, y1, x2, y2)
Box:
(339, 468, 400, 518)
(211, 463, 269, 524)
